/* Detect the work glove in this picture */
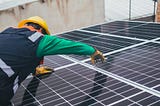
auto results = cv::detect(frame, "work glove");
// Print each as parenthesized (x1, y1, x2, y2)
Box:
(91, 49, 106, 64)
(35, 65, 53, 76)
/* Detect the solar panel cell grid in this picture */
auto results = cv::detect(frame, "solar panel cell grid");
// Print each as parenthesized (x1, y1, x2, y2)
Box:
(59, 31, 141, 60)
(111, 99, 133, 106)
(59, 31, 98, 41)
(82, 22, 160, 41)
(111, 25, 160, 40)
(85, 42, 160, 91)
(82, 21, 145, 33)
(44, 55, 73, 68)
(11, 21, 160, 106)
(12, 63, 159, 106)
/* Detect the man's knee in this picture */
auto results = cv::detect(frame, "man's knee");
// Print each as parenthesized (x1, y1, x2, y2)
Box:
(0, 70, 15, 106)
(0, 89, 14, 106)
(0, 83, 14, 106)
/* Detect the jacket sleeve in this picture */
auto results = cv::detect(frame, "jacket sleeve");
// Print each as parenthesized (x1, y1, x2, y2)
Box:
(36, 35, 95, 57)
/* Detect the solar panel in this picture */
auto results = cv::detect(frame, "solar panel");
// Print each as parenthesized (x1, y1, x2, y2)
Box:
(11, 21, 160, 106)
(81, 21, 160, 40)
(86, 42, 160, 91)
(12, 65, 160, 106)
(110, 23, 160, 40)
(59, 31, 141, 60)
(82, 21, 146, 33)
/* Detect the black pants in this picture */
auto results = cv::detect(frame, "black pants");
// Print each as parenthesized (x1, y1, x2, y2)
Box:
(0, 71, 14, 106)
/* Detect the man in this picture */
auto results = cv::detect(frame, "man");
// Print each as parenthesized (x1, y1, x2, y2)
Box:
(0, 16, 105, 106)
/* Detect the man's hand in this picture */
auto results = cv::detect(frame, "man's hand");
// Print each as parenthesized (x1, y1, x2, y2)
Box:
(91, 49, 106, 64)
(35, 65, 53, 76)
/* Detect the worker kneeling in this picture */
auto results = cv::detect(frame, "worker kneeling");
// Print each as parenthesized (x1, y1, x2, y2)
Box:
(0, 16, 105, 106)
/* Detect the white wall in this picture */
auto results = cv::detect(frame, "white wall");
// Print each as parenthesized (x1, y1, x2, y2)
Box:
(105, 0, 155, 21)
(0, 0, 105, 34)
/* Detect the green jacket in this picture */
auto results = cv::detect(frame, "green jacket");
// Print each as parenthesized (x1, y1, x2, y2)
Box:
(36, 35, 95, 57)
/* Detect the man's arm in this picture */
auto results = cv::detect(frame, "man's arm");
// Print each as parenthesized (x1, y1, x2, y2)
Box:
(37, 35, 95, 57)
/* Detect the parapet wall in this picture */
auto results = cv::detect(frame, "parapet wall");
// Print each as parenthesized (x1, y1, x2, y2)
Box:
(0, 0, 105, 34)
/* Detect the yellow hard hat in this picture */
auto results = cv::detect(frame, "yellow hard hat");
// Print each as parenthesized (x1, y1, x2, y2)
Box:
(18, 16, 50, 34)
